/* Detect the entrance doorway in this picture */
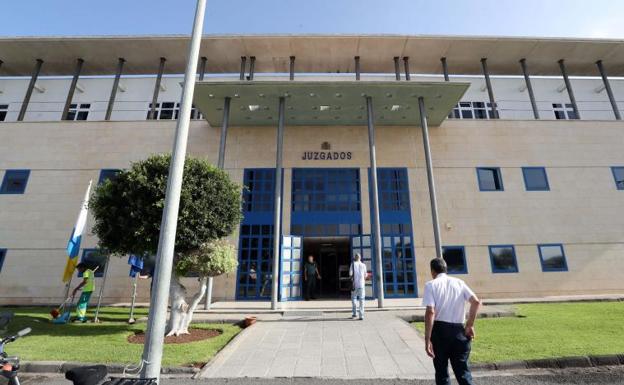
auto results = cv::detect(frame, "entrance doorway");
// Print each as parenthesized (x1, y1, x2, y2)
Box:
(303, 237, 351, 298)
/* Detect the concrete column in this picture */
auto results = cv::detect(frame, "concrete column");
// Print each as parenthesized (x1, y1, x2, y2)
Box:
(105, 58, 125, 121)
(199, 56, 207, 81)
(355, 56, 361, 81)
(248, 56, 256, 80)
(366, 96, 385, 309)
(148, 57, 166, 120)
(596, 60, 621, 120)
(239, 56, 247, 81)
(205, 96, 231, 310)
(61, 58, 84, 121)
(403, 57, 411, 81)
(480, 58, 498, 119)
(558, 59, 580, 119)
(519, 58, 540, 120)
(271, 96, 286, 310)
(289, 56, 295, 81)
(418, 97, 442, 260)
(393, 56, 401, 81)
(18, 59, 43, 121)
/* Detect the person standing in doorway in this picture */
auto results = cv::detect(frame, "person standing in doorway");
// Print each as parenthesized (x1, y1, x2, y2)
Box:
(72, 263, 95, 323)
(349, 253, 367, 320)
(423, 258, 481, 385)
(303, 255, 321, 300)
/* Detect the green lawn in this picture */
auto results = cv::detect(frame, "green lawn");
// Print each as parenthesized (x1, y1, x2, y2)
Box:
(414, 302, 624, 363)
(0, 307, 241, 367)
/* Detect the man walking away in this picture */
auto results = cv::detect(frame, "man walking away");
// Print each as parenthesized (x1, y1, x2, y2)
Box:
(350, 253, 367, 320)
(423, 258, 481, 385)
(303, 255, 321, 300)
(72, 263, 95, 323)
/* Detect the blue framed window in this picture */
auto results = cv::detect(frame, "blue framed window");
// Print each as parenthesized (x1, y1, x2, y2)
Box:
(292, 169, 360, 212)
(0, 104, 8, 122)
(378, 169, 410, 211)
(1, 170, 30, 194)
(243, 169, 275, 212)
(0, 249, 6, 273)
(522, 167, 550, 191)
(489, 245, 518, 273)
(79, 249, 107, 278)
(476, 167, 504, 191)
(611, 167, 624, 190)
(538, 244, 568, 272)
(98, 169, 121, 185)
(442, 246, 468, 274)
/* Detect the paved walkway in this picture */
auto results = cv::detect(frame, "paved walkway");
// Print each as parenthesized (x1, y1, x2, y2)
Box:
(200, 312, 434, 379)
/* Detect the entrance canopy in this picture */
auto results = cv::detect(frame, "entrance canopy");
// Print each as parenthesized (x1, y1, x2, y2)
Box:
(193, 81, 469, 127)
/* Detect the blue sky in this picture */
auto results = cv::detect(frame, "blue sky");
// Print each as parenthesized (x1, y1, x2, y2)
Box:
(2, 0, 623, 38)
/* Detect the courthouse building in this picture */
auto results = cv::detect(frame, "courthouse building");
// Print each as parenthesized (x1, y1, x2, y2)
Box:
(0, 35, 623, 305)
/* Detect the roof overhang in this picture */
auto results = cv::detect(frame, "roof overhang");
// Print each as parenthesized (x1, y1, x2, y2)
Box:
(2, 35, 624, 77)
(193, 81, 469, 127)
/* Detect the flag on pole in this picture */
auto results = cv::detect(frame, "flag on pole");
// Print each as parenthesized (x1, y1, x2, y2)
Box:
(62, 180, 93, 283)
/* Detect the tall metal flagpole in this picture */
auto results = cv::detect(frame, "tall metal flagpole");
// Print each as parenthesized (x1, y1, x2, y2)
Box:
(93, 255, 110, 323)
(140, 0, 207, 380)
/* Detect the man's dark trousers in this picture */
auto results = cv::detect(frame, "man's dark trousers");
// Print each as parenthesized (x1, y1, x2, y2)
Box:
(305, 277, 317, 300)
(431, 321, 474, 385)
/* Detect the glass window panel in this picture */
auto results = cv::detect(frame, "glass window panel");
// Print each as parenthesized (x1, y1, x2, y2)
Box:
(443, 246, 467, 274)
(490, 246, 518, 273)
(612, 167, 624, 190)
(523, 168, 549, 191)
(539, 245, 567, 271)
(477, 168, 503, 191)
(282, 261, 291, 272)
(283, 249, 291, 259)
(282, 274, 291, 284)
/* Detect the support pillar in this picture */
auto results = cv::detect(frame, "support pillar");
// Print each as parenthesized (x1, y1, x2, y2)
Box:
(480, 58, 498, 119)
(271, 96, 285, 310)
(355, 56, 361, 81)
(403, 57, 411, 81)
(18, 59, 43, 121)
(519, 58, 540, 120)
(61, 58, 84, 121)
(199, 56, 207, 81)
(596, 60, 621, 120)
(366, 96, 385, 309)
(558, 59, 580, 119)
(249, 56, 256, 81)
(289, 56, 295, 81)
(148, 57, 166, 120)
(393, 56, 401, 81)
(239, 57, 247, 81)
(441, 57, 450, 81)
(418, 97, 442, 260)
(105, 58, 125, 121)
(205, 96, 231, 310)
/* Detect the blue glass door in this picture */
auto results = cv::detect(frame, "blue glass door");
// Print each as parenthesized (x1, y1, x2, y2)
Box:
(350, 234, 375, 299)
(280, 235, 303, 301)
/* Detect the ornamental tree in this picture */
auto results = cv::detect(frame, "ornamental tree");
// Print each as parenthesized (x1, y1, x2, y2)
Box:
(90, 154, 242, 335)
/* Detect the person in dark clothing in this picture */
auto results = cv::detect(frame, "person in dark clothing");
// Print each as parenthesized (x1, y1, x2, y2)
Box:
(303, 255, 321, 300)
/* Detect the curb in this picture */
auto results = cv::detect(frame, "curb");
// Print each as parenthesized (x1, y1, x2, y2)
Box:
(472, 353, 624, 372)
(20, 361, 198, 376)
(404, 310, 516, 322)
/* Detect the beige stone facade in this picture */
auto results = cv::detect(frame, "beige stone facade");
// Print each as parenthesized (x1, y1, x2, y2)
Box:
(1, 117, 623, 304)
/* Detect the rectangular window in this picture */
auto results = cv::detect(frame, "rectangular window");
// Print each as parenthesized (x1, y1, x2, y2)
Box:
(378, 168, 410, 211)
(538, 244, 568, 272)
(243, 169, 275, 212)
(292, 169, 360, 212)
(237, 224, 274, 299)
(476, 167, 504, 191)
(612, 167, 624, 190)
(98, 169, 121, 185)
(522, 167, 550, 191)
(0, 170, 30, 194)
(147, 102, 202, 120)
(452, 101, 498, 120)
(0, 104, 8, 122)
(65, 103, 90, 121)
(442, 246, 468, 274)
(552, 103, 577, 120)
(80, 249, 107, 278)
(489, 245, 518, 273)
(0, 249, 6, 273)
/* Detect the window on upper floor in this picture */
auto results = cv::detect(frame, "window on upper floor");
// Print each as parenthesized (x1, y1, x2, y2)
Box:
(0, 249, 6, 273)
(442, 246, 468, 274)
(612, 167, 624, 190)
(0, 104, 8, 122)
(489, 245, 518, 273)
(0, 170, 30, 194)
(147, 102, 202, 120)
(522, 167, 550, 191)
(552, 103, 578, 120)
(538, 244, 568, 272)
(243, 169, 275, 212)
(65, 103, 90, 121)
(476, 167, 504, 191)
(452, 101, 498, 119)
(98, 169, 121, 185)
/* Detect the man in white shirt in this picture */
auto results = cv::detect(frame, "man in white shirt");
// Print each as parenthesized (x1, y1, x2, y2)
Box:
(349, 253, 367, 320)
(423, 258, 481, 385)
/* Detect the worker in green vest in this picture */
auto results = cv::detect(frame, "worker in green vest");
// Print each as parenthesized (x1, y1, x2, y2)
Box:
(72, 263, 95, 323)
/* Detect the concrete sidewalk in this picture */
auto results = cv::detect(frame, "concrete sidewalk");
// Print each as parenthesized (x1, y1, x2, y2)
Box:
(199, 311, 435, 379)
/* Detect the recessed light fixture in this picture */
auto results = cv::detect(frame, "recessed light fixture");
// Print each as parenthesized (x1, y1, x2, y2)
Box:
(385, 93, 393, 98)
(335, 93, 342, 98)
(234, 94, 240, 98)
(320, 105, 330, 111)
(258, 93, 265, 97)
(391, 105, 401, 111)
(208, 94, 214, 98)
(309, 93, 316, 97)
(248, 105, 260, 111)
